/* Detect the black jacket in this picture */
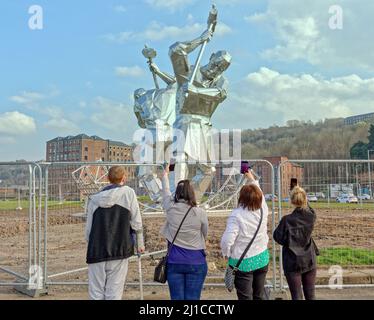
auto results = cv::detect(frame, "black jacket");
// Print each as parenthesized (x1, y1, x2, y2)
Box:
(273, 206, 318, 274)
(85, 185, 144, 264)
(86, 204, 134, 264)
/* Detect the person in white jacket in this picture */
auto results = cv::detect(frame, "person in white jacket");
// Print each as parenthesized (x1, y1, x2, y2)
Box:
(85, 166, 145, 300)
(220, 170, 269, 300)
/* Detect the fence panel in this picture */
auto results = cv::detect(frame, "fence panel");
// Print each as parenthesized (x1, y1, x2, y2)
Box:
(42, 162, 162, 290)
(40, 160, 278, 297)
(278, 160, 374, 289)
(0, 162, 43, 289)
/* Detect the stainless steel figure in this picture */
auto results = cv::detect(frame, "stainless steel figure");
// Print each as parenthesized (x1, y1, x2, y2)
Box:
(133, 5, 232, 202)
(168, 6, 232, 201)
(134, 51, 177, 202)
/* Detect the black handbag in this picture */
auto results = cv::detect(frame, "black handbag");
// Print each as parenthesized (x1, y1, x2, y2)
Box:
(154, 206, 193, 283)
(312, 238, 320, 256)
(224, 208, 264, 292)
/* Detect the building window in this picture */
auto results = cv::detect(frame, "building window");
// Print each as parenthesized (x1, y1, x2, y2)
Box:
(84, 156, 88, 160)
(102, 157, 105, 161)
(85, 147, 88, 152)
(102, 149, 105, 153)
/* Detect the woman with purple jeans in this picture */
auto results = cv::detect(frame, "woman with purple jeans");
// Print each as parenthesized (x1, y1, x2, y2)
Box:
(161, 167, 209, 300)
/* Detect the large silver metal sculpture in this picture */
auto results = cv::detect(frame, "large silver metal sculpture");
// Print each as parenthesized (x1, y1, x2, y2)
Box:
(134, 5, 232, 202)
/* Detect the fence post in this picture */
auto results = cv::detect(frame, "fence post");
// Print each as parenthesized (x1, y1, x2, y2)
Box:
(138, 255, 144, 300)
(277, 164, 284, 291)
(270, 162, 277, 292)
(44, 164, 49, 289)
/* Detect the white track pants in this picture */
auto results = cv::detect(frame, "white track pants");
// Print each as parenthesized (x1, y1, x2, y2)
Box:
(88, 259, 129, 300)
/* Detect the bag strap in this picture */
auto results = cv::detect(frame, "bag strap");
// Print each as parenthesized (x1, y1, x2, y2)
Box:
(234, 208, 264, 270)
(166, 206, 194, 257)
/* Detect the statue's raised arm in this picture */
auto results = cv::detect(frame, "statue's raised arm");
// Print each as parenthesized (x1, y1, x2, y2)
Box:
(168, 29, 213, 85)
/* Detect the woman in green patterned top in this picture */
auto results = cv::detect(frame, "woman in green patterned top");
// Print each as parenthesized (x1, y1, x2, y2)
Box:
(221, 170, 269, 300)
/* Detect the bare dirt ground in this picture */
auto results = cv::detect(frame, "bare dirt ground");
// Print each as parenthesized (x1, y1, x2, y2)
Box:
(1, 285, 374, 300)
(1, 206, 374, 300)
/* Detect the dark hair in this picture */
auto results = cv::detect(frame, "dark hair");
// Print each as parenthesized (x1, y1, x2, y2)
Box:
(174, 180, 197, 207)
(238, 184, 262, 211)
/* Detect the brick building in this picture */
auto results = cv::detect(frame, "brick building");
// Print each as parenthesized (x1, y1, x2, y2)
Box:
(46, 135, 134, 163)
(46, 134, 109, 162)
(108, 141, 133, 163)
(257, 156, 304, 198)
(46, 134, 134, 200)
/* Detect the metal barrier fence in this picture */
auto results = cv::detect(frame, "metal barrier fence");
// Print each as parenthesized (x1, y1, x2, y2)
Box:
(277, 160, 374, 289)
(0, 162, 44, 294)
(2, 159, 373, 297)
(37, 160, 277, 299)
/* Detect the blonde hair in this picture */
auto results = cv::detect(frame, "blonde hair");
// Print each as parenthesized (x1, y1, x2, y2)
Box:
(290, 186, 307, 208)
(108, 166, 126, 184)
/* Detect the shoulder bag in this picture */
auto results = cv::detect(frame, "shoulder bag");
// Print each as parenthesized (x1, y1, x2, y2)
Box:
(224, 208, 264, 292)
(154, 206, 193, 283)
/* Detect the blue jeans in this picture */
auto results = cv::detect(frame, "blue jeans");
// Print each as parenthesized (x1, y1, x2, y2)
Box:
(167, 263, 208, 300)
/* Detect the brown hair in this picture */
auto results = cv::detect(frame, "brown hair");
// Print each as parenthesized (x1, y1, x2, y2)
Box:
(238, 184, 262, 211)
(108, 166, 126, 184)
(291, 186, 307, 208)
(174, 180, 197, 207)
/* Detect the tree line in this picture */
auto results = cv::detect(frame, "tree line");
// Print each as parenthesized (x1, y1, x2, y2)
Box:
(240, 118, 373, 160)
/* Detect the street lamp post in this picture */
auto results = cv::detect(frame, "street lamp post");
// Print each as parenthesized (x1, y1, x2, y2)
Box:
(368, 150, 374, 198)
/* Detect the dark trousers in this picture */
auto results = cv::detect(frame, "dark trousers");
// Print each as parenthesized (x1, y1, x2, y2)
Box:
(285, 268, 317, 300)
(234, 264, 268, 300)
(167, 263, 208, 300)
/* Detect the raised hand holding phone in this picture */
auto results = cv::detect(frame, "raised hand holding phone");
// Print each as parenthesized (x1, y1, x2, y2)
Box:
(245, 170, 255, 181)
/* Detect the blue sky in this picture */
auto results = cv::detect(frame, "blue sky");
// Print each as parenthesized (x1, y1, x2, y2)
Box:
(1, 0, 374, 160)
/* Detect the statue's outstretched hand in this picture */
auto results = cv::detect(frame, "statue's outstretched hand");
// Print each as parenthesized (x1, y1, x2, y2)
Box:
(149, 62, 159, 74)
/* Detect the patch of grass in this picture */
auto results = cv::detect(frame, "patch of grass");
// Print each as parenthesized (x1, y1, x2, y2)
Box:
(318, 247, 374, 266)
(0, 199, 83, 211)
(137, 195, 151, 203)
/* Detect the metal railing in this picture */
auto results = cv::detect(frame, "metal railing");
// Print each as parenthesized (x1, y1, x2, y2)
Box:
(7, 159, 373, 297)
(36, 160, 277, 299)
(0, 162, 44, 291)
(277, 159, 374, 289)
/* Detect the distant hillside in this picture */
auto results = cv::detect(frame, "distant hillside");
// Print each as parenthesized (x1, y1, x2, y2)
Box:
(241, 118, 372, 159)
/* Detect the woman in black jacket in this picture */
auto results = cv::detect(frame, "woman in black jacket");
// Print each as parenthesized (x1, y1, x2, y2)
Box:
(273, 186, 318, 300)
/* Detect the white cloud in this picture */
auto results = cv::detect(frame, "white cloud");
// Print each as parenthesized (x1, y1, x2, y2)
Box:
(102, 20, 232, 43)
(0, 111, 36, 135)
(9, 91, 44, 106)
(44, 118, 80, 134)
(101, 32, 133, 44)
(35, 106, 81, 134)
(91, 97, 138, 137)
(115, 65, 144, 77)
(213, 68, 374, 129)
(145, 0, 196, 12)
(245, 0, 374, 70)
